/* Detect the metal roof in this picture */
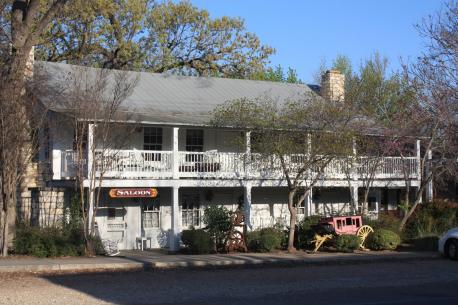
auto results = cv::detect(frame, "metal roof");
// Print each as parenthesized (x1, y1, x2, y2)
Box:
(36, 61, 320, 126)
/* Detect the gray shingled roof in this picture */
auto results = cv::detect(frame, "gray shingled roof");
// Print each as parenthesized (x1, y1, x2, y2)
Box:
(36, 61, 320, 126)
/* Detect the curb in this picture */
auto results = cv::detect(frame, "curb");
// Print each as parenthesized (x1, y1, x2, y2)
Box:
(0, 252, 440, 275)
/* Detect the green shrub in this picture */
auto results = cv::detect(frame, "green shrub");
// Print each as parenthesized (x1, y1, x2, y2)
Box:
(246, 230, 260, 251)
(181, 229, 214, 254)
(202, 206, 232, 252)
(246, 227, 283, 252)
(404, 201, 458, 239)
(367, 229, 401, 251)
(14, 224, 41, 255)
(273, 223, 289, 249)
(411, 235, 439, 251)
(296, 216, 322, 249)
(335, 234, 360, 253)
(14, 223, 87, 257)
(364, 214, 401, 235)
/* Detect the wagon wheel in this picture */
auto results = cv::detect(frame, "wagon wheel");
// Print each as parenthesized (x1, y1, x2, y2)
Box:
(357, 225, 374, 250)
(226, 231, 247, 253)
(311, 234, 333, 252)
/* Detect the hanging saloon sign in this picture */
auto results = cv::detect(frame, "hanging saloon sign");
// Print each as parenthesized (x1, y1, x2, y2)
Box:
(109, 188, 158, 198)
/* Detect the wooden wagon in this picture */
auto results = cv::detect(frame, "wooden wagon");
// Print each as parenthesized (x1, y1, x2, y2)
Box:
(311, 215, 373, 252)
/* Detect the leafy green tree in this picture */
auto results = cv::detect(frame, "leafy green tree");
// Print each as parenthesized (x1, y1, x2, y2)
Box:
(318, 53, 415, 124)
(202, 206, 232, 253)
(37, 0, 149, 69)
(36, 0, 274, 77)
(251, 64, 301, 83)
(332, 55, 353, 84)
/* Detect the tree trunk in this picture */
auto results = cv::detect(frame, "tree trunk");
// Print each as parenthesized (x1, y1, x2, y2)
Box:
(399, 184, 425, 231)
(362, 188, 370, 215)
(287, 191, 297, 252)
(399, 196, 420, 231)
(1, 211, 8, 257)
(1, 176, 17, 257)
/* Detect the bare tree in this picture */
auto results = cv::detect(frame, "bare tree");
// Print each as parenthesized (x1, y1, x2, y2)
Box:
(341, 135, 387, 215)
(393, 1, 458, 230)
(212, 97, 355, 251)
(57, 66, 137, 255)
(0, 0, 69, 256)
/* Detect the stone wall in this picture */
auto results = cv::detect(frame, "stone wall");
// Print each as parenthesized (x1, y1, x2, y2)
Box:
(17, 188, 67, 227)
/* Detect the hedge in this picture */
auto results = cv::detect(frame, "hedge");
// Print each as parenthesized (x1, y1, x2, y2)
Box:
(14, 224, 89, 257)
(246, 227, 283, 252)
(181, 229, 214, 254)
(366, 229, 401, 251)
(335, 234, 360, 253)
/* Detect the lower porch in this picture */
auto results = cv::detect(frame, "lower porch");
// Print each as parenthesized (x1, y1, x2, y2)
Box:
(91, 185, 414, 251)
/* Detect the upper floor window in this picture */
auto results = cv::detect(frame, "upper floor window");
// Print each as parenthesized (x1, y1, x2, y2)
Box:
(144, 127, 163, 151)
(186, 129, 204, 152)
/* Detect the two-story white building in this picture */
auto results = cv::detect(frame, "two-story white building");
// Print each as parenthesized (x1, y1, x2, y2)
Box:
(27, 61, 424, 251)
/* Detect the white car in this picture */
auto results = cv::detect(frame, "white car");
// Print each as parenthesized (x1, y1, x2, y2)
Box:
(438, 227, 458, 260)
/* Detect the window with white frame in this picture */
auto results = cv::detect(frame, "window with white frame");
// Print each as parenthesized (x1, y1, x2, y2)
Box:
(185, 129, 204, 152)
(181, 194, 201, 228)
(144, 127, 163, 151)
(142, 201, 160, 229)
(107, 207, 124, 221)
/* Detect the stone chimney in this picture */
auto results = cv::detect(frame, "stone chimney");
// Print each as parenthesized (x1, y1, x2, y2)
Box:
(320, 70, 345, 102)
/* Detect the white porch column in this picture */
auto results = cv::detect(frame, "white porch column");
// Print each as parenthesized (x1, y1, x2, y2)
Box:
(52, 150, 62, 180)
(352, 137, 358, 182)
(172, 127, 179, 179)
(244, 183, 252, 229)
(416, 139, 421, 179)
(245, 131, 251, 178)
(88, 187, 95, 233)
(87, 124, 95, 233)
(352, 185, 359, 214)
(170, 185, 181, 251)
(307, 187, 313, 216)
(426, 149, 433, 202)
(87, 124, 95, 178)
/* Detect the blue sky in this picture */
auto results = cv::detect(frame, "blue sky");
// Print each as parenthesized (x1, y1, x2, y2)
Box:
(189, 0, 444, 83)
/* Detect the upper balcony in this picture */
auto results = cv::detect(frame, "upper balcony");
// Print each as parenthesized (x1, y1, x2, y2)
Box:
(51, 149, 419, 181)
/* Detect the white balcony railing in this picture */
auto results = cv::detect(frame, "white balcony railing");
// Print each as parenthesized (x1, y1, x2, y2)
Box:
(94, 150, 173, 178)
(177, 151, 245, 178)
(53, 149, 419, 181)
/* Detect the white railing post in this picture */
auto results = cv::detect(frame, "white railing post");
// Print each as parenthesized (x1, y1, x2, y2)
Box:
(52, 149, 62, 180)
(172, 127, 179, 179)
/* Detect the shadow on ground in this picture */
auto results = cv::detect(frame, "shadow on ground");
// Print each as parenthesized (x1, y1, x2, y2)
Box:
(38, 256, 458, 305)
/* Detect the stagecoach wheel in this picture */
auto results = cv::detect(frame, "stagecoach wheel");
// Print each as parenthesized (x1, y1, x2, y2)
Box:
(356, 225, 374, 249)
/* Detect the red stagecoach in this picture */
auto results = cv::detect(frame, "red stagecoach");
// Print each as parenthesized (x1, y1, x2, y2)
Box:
(311, 215, 373, 252)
